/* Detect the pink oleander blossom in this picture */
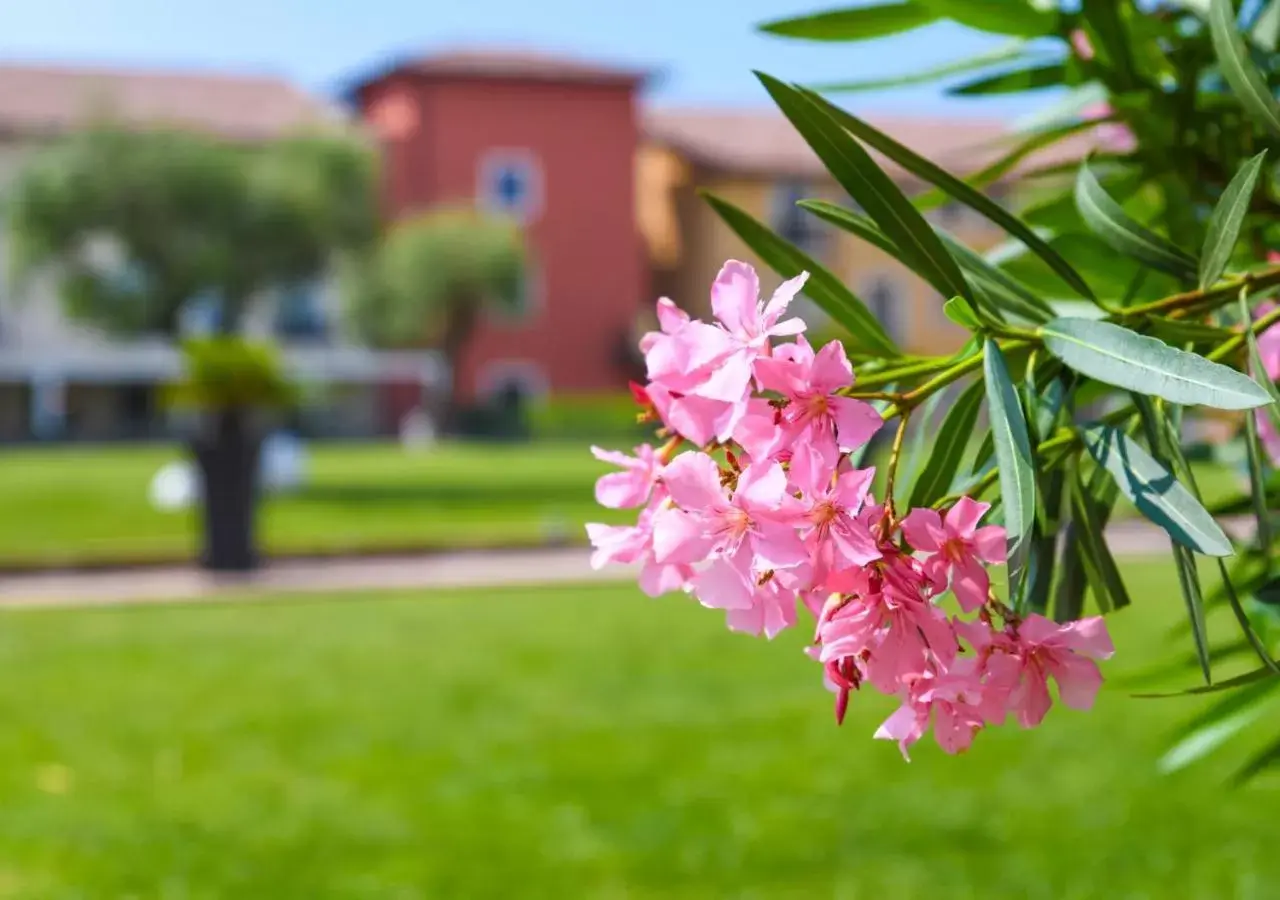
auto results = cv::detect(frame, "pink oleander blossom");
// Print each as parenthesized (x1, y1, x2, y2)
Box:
(591, 444, 663, 509)
(593, 257, 1116, 760)
(901, 497, 1006, 612)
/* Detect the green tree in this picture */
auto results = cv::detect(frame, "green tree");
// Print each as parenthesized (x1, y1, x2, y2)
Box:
(663, 0, 1280, 775)
(346, 206, 526, 420)
(8, 122, 378, 570)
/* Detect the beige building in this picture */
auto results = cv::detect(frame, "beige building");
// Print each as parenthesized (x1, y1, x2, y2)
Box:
(637, 108, 1039, 357)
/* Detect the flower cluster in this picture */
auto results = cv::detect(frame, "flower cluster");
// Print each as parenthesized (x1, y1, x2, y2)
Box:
(587, 261, 1114, 758)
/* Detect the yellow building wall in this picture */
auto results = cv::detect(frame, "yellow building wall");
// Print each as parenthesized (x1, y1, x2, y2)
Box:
(635, 148, 1011, 360)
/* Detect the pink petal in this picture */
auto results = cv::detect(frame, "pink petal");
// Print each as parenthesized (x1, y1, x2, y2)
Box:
(638, 561, 691, 597)
(830, 397, 883, 453)
(833, 466, 875, 512)
(651, 507, 714, 565)
(949, 554, 991, 613)
(932, 704, 979, 755)
(944, 496, 990, 540)
(1057, 615, 1115, 660)
(692, 349, 756, 403)
(763, 271, 809, 325)
(1045, 653, 1104, 711)
(590, 446, 635, 468)
(769, 316, 808, 337)
(752, 521, 810, 570)
(875, 702, 926, 761)
(594, 471, 651, 509)
(809, 340, 855, 394)
(753, 354, 806, 397)
(731, 400, 785, 463)
(585, 522, 644, 568)
(829, 521, 881, 568)
(900, 508, 946, 552)
(735, 461, 789, 513)
(711, 260, 760, 338)
(972, 525, 1007, 563)
(654, 296, 689, 334)
(691, 557, 755, 610)
(1010, 668, 1053, 729)
(662, 452, 726, 510)
(1016, 613, 1067, 646)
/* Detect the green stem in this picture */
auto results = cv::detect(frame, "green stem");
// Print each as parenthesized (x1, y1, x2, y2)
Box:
(851, 357, 954, 391)
(883, 411, 911, 523)
(1119, 265, 1280, 318)
(1208, 303, 1280, 363)
(881, 340, 1031, 422)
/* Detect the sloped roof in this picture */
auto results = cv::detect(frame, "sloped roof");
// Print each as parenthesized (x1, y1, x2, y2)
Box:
(643, 107, 1094, 179)
(0, 63, 346, 141)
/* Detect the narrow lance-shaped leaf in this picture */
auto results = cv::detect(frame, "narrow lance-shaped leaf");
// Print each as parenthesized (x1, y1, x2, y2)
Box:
(1254, 0, 1280, 52)
(949, 63, 1068, 95)
(1157, 678, 1277, 774)
(1067, 470, 1133, 614)
(1219, 558, 1280, 674)
(1210, 0, 1280, 137)
(915, 0, 1058, 36)
(812, 41, 1032, 93)
(1041, 317, 1272, 410)
(943, 296, 981, 331)
(1201, 151, 1268, 289)
(801, 200, 1048, 322)
(1074, 160, 1199, 281)
(701, 192, 900, 357)
(1082, 424, 1233, 557)
(758, 74, 973, 303)
(806, 91, 1094, 303)
(1173, 545, 1213, 683)
(759, 2, 938, 41)
(984, 340, 1036, 592)
(909, 379, 985, 508)
(897, 391, 948, 507)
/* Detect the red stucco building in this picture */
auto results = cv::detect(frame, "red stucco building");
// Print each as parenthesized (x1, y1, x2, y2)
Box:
(350, 51, 649, 408)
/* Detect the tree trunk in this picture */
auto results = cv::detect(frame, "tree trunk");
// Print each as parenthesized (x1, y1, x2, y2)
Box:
(191, 407, 262, 572)
(438, 301, 478, 432)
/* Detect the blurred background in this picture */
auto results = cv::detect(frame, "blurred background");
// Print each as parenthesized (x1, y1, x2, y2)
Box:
(0, 0, 1275, 897)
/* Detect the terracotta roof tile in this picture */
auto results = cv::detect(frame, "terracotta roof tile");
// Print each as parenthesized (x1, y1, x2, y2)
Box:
(0, 63, 346, 140)
(405, 48, 649, 86)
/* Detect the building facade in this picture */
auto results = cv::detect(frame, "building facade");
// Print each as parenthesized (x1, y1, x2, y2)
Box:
(0, 51, 1082, 441)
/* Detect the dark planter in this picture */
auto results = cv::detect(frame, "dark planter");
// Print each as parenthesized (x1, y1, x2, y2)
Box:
(191, 408, 263, 572)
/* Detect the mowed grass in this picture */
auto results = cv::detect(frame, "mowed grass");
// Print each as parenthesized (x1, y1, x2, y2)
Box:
(0, 439, 1248, 569)
(0, 563, 1275, 898)
(0, 441, 624, 568)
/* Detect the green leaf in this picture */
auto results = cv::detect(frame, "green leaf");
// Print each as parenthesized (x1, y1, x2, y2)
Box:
(1158, 678, 1277, 773)
(1173, 544, 1213, 684)
(909, 379, 985, 508)
(700, 192, 900, 357)
(806, 93, 1094, 303)
(812, 41, 1032, 92)
(898, 391, 948, 506)
(1041, 317, 1272, 410)
(943, 296, 981, 330)
(984, 340, 1036, 590)
(1136, 664, 1277, 698)
(757, 74, 972, 303)
(1244, 409, 1274, 558)
(1254, 0, 1280, 52)
(1145, 317, 1237, 348)
(1067, 470, 1133, 614)
(1074, 160, 1199, 281)
(1200, 151, 1268, 290)
(1080, 0, 1139, 90)
(1219, 558, 1280, 674)
(759, 2, 937, 41)
(949, 63, 1068, 95)
(1210, 0, 1280, 136)
(916, 0, 1057, 36)
(1082, 424, 1233, 557)
(801, 200, 1051, 322)
(972, 429, 996, 474)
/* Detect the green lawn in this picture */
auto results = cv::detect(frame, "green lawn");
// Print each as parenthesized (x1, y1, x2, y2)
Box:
(0, 439, 1248, 570)
(0, 441, 624, 568)
(0, 563, 1274, 898)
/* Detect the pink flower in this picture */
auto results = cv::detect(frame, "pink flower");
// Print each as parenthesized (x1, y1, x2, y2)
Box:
(711, 260, 808, 351)
(586, 496, 694, 598)
(901, 497, 1006, 612)
(724, 572, 798, 639)
(875, 658, 999, 759)
(818, 560, 956, 694)
(788, 446, 881, 578)
(645, 382, 746, 448)
(1251, 301, 1280, 464)
(591, 444, 663, 509)
(750, 336, 883, 460)
(985, 614, 1115, 728)
(1069, 29, 1095, 61)
(1081, 102, 1136, 154)
(652, 452, 806, 571)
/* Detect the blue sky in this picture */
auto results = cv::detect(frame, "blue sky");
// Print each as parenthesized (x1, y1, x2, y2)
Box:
(0, 0, 1055, 117)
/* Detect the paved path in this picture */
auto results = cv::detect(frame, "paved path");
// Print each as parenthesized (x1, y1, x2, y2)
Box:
(0, 517, 1254, 611)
